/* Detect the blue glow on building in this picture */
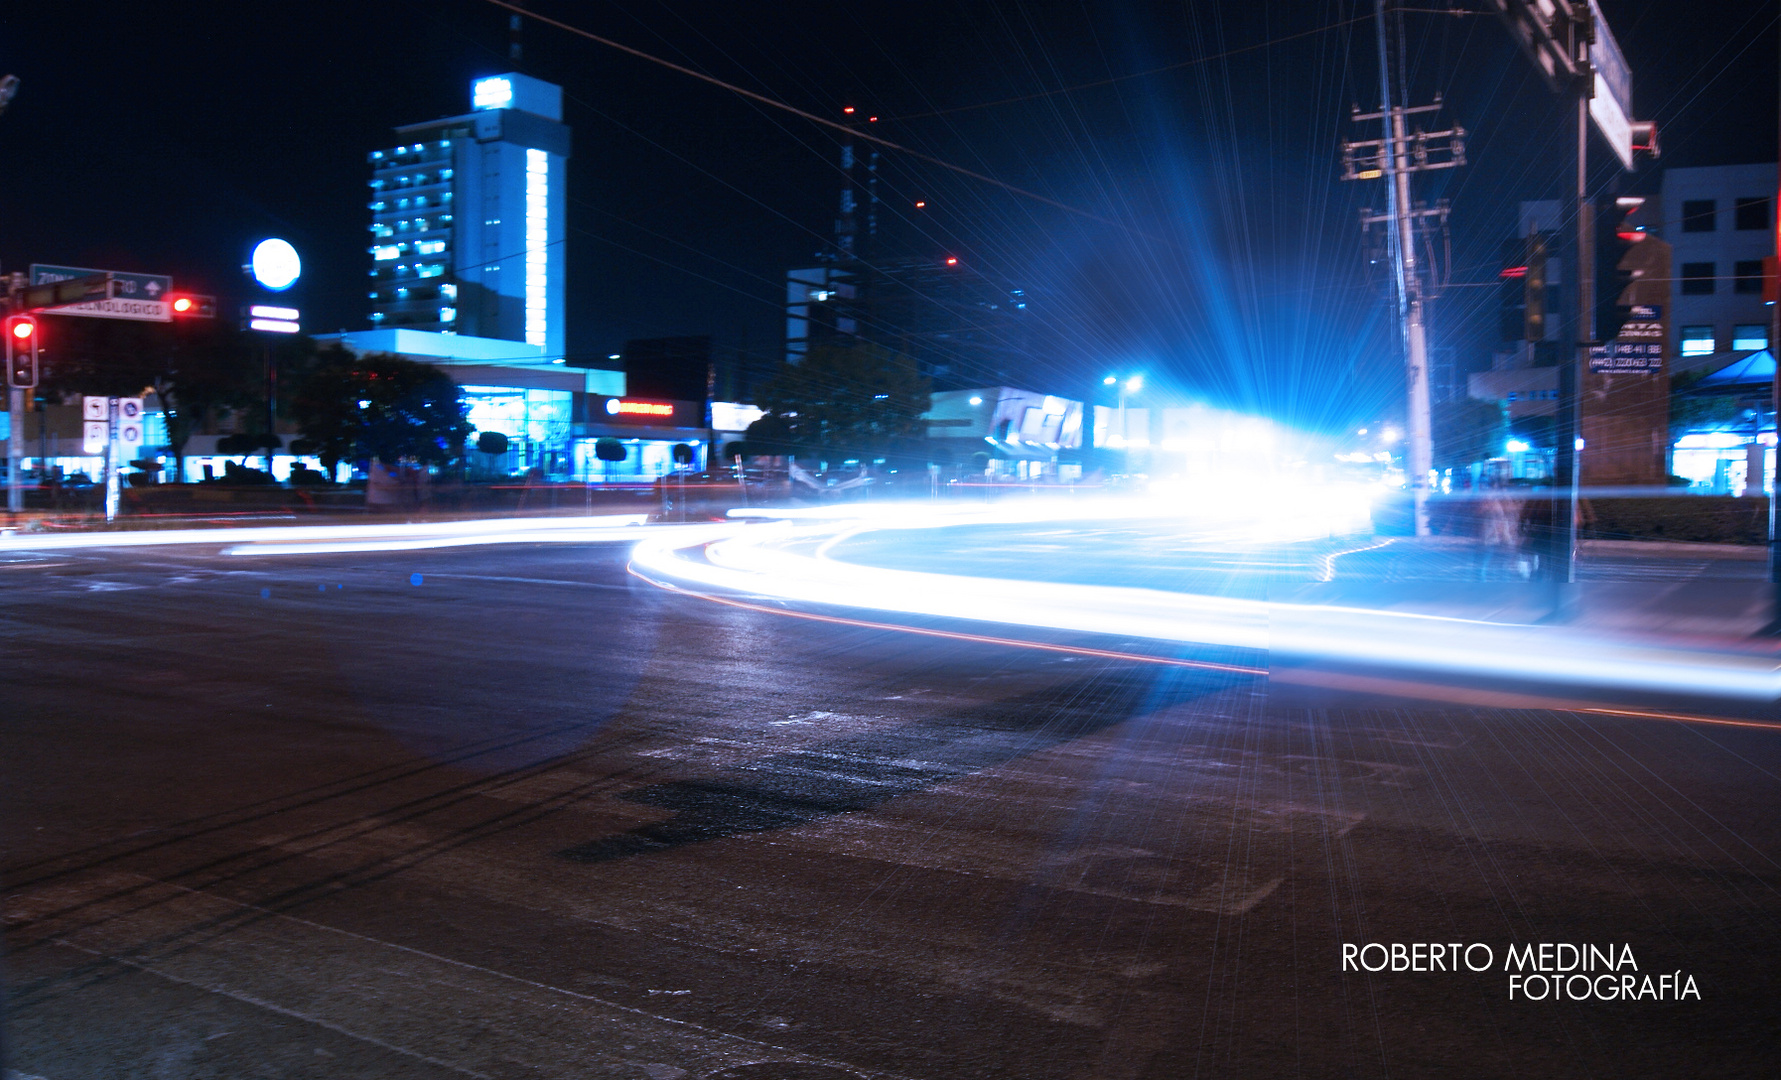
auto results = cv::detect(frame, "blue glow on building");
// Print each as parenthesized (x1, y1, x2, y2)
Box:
(471, 77, 512, 111)
(367, 73, 569, 359)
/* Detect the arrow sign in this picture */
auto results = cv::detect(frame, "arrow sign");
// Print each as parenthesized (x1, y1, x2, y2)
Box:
(31, 265, 172, 323)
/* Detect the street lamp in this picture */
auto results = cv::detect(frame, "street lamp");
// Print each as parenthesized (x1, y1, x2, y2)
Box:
(1104, 374, 1144, 448)
(244, 238, 303, 477)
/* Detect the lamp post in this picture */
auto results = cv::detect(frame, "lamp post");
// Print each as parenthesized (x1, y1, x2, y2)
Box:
(1103, 373, 1144, 471)
(244, 238, 301, 477)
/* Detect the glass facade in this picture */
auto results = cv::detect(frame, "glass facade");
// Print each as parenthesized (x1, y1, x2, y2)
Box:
(366, 140, 459, 329)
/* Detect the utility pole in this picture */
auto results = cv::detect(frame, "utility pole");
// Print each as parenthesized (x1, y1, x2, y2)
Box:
(1341, 1, 1465, 536)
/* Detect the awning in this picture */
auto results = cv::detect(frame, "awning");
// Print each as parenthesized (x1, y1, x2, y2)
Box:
(1678, 349, 1774, 396)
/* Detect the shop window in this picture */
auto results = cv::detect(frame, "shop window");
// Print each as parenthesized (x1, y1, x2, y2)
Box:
(1732, 325, 1768, 351)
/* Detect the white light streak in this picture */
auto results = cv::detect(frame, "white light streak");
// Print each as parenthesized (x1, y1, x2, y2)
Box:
(633, 503, 1781, 703)
(524, 148, 549, 348)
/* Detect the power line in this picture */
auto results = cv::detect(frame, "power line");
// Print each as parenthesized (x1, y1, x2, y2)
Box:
(482, 0, 1144, 236)
(887, 14, 1375, 121)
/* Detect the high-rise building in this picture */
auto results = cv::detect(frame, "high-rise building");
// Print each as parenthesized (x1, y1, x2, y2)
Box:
(367, 73, 569, 359)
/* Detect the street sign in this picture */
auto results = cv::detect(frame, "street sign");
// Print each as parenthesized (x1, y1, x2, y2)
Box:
(1588, 0, 1635, 170)
(118, 397, 144, 446)
(82, 395, 108, 421)
(82, 422, 107, 454)
(31, 264, 172, 322)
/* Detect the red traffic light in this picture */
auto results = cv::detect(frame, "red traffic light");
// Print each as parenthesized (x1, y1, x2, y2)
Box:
(168, 293, 217, 318)
(6, 315, 38, 389)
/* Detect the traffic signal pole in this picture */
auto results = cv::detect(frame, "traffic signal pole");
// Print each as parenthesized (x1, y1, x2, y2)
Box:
(1768, 15, 1781, 635)
(1557, 86, 1591, 592)
(7, 385, 20, 513)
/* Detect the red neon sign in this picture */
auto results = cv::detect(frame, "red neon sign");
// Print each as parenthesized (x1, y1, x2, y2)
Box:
(613, 400, 674, 417)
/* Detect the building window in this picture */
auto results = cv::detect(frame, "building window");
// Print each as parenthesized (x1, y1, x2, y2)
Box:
(1680, 261, 1716, 295)
(1681, 199, 1716, 232)
(1735, 259, 1765, 294)
(1680, 326, 1716, 356)
(372, 245, 401, 261)
(1736, 197, 1771, 231)
(1733, 324, 1768, 351)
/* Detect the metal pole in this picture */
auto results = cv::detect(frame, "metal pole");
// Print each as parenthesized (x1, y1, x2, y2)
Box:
(1768, 13, 1781, 633)
(1558, 86, 1590, 590)
(7, 386, 21, 513)
(104, 397, 120, 523)
(1376, 0, 1431, 536)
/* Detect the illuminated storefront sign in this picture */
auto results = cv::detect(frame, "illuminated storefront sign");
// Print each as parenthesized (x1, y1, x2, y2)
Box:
(605, 399, 675, 418)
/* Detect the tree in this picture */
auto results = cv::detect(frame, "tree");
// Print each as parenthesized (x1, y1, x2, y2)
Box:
(159, 324, 264, 481)
(38, 314, 262, 482)
(288, 347, 471, 475)
(755, 342, 929, 462)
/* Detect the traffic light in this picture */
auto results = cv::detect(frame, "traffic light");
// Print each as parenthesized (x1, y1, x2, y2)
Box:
(1498, 234, 1550, 343)
(168, 292, 217, 318)
(5, 315, 38, 388)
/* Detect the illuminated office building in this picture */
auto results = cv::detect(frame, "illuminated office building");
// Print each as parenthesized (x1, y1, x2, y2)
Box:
(367, 73, 569, 359)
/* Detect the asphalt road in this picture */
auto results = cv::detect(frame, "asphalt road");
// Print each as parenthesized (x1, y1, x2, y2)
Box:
(3, 534, 1780, 1079)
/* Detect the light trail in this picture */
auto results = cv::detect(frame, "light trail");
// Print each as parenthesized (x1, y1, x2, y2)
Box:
(0, 515, 664, 554)
(627, 565, 1268, 677)
(631, 503, 1781, 704)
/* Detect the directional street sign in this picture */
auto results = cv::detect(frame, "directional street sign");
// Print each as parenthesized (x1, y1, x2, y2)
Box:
(31, 264, 172, 322)
(82, 395, 108, 421)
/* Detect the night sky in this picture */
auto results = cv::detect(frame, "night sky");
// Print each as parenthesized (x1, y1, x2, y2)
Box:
(0, 1, 1773, 434)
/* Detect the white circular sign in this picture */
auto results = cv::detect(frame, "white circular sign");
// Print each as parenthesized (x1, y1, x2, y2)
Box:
(251, 238, 301, 291)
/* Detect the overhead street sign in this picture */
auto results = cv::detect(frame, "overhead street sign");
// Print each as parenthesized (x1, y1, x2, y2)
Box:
(31, 264, 172, 323)
(1588, 0, 1635, 169)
